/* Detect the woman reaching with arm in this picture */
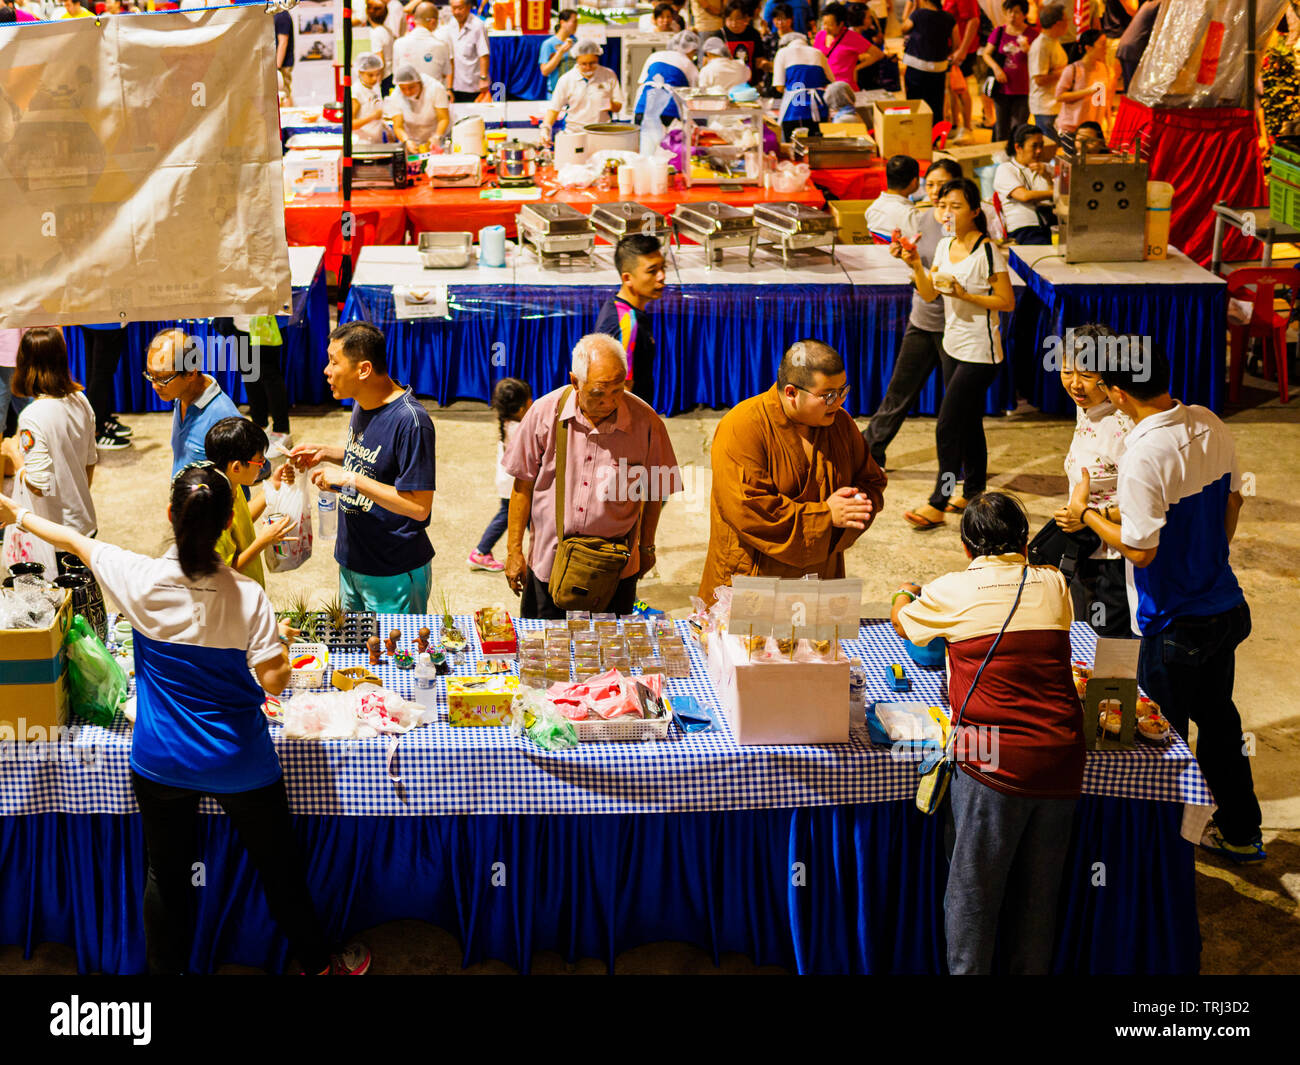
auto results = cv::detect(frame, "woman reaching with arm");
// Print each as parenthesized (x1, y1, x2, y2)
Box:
(0, 465, 371, 976)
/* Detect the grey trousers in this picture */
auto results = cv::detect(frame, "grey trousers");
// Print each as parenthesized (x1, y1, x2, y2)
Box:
(943, 767, 1077, 975)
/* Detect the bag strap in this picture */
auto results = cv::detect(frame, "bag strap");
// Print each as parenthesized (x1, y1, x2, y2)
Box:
(553, 385, 572, 544)
(945, 564, 1029, 752)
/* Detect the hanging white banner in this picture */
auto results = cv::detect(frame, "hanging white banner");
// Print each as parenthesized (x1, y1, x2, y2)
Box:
(0, 6, 290, 327)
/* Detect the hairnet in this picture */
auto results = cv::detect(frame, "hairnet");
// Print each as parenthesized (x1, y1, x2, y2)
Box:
(671, 30, 700, 53)
(394, 65, 422, 85)
(824, 81, 856, 111)
(356, 52, 384, 73)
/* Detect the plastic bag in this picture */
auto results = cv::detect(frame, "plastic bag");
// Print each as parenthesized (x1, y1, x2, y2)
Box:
(262, 473, 313, 573)
(65, 613, 127, 726)
(1, 476, 57, 576)
(516, 688, 579, 750)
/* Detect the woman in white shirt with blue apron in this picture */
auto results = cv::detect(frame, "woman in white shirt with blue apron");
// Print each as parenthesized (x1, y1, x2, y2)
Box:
(0, 465, 370, 976)
(899, 177, 1017, 530)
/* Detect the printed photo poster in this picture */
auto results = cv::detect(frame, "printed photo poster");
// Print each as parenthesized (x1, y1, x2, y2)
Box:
(291, 0, 338, 104)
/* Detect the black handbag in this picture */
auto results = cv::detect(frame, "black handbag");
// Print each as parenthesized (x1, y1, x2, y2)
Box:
(1027, 519, 1100, 583)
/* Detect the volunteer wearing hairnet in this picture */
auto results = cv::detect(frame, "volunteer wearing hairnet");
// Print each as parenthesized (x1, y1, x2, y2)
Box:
(387, 64, 452, 150)
(541, 40, 626, 145)
(772, 30, 832, 140)
(824, 80, 858, 122)
(352, 53, 392, 144)
(698, 34, 752, 92)
(633, 30, 700, 123)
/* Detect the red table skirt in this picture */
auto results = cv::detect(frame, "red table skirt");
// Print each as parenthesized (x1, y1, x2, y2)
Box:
(285, 177, 826, 244)
(1110, 98, 1266, 267)
(809, 163, 887, 202)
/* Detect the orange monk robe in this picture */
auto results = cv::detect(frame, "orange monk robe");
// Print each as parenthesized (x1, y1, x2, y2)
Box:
(699, 384, 887, 604)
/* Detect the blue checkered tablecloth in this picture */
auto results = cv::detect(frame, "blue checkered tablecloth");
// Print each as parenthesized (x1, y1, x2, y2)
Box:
(0, 617, 1212, 817)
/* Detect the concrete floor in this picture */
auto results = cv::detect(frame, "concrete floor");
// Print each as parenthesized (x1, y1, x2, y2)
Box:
(4, 373, 1298, 974)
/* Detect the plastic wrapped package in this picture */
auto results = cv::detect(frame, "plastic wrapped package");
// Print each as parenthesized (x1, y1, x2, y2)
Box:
(1127, 0, 1288, 110)
(65, 614, 128, 726)
(262, 474, 314, 573)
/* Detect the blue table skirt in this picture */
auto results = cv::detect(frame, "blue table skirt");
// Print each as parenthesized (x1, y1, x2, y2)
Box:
(63, 268, 332, 414)
(1008, 250, 1226, 415)
(491, 35, 623, 102)
(344, 283, 1018, 418)
(0, 797, 1198, 975)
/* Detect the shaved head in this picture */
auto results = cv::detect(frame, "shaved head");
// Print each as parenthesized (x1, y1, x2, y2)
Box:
(777, 339, 844, 390)
(414, 0, 437, 23)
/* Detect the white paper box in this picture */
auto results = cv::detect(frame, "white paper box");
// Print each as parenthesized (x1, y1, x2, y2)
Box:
(284, 148, 341, 195)
(707, 632, 850, 745)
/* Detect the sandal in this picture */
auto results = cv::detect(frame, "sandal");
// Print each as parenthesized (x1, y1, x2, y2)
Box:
(903, 508, 945, 530)
(944, 497, 968, 513)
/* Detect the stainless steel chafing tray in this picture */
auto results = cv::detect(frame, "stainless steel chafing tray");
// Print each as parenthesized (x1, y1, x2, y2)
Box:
(671, 201, 757, 268)
(791, 135, 877, 170)
(752, 201, 838, 266)
(590, 201, 673, 245)
(516, 202, 596, 266)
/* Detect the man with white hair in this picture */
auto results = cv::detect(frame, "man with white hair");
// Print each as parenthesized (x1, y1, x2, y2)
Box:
(633, 30, 700, 122)
(438, 0, 491, 103)
(387, 64, 451, 150)
(502, 335, 682, 619)
(540, 39, 625, 145)
(393, 1, 453, 86)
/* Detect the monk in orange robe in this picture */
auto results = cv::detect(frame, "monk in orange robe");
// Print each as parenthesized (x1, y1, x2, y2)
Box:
(699, 340, 887, 604)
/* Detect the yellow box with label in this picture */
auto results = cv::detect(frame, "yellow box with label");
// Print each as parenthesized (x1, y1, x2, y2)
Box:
(447, 675, 519, 726)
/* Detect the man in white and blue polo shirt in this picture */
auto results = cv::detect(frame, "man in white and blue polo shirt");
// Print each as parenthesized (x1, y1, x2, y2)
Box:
(1071, 336, 1263, 863)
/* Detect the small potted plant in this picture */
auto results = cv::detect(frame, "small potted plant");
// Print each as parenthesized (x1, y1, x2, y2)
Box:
(439, 590, 467, 652)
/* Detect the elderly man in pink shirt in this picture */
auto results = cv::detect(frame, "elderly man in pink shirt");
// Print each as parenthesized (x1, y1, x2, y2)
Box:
(503, 333, 682, 619)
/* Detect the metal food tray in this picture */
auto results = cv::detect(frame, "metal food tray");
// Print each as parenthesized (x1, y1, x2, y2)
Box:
(752, 201, 836, 235)
(756, 226, 838, 267)
(672, 213, 757, 268)
(517, 201, 592, 235)
(672, 201, 755, 234)
(590, 201, 673, 244)
(417, 231, 474, 269)
(792, 135, 877, 170)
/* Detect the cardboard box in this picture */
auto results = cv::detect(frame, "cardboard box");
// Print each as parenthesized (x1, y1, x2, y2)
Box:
(706, 632, 850, 745)
(873, 99, 933, 162)
(830, 199, 873, 245)
(818, 121, 871, 139)
(447, 675, 519, 726)
(1083, 638, 1140, 750)
(934, 141, 1000, 181)
(0, 593, 72, 734)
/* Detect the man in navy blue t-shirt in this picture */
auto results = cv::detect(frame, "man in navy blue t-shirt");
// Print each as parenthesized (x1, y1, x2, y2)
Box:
(291, 322, 436, 613)
(1068, 337, 1264, 864)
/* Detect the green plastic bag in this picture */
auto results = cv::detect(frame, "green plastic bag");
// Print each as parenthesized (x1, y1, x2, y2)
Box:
(65, 613, 127, 726)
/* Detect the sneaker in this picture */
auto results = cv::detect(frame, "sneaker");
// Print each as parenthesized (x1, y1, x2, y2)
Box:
(468, 550, 505, 572)
(267, 430, 294, 456)
(322, 942, 372, 975)
(949, 126, 970, 144)
(1199, 824, 1267, 864)
(95, 430, 132, 451)
(104, 416, 133, 438)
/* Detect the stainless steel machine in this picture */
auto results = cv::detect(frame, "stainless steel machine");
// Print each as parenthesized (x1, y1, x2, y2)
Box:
(1053, 139, 1148, 264)
(590, 201, 674, 247)
(351, 143, 410, 189)
(671, 202, 758, 267)
(752, 202, 838, 266)
(516, 202, 596, 266)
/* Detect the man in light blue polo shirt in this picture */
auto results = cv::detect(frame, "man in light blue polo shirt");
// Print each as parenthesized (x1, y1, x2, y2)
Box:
(145, 328, 242, 478)
(1067, 334, 1263, 864)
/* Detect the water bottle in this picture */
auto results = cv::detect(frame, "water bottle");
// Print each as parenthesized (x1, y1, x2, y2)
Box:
(317, 491, 338, 541)
(413, 653, 438, 721)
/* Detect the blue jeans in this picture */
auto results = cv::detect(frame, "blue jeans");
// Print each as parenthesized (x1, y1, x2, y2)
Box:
(1138, 600, 1259, 845)
(0, 366, 29, 436)
(475, 498, 509, 555)
(339, 561, 432, 614)
(944, 769, 1077, 974)
(1034, 113, 1059, 138)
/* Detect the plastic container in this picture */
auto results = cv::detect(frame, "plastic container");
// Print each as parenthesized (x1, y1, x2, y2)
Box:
(650, 158, 670, 195)
(617, 164, 634, 195)
(316, 491, 337, 541)
(1144, 181, 1174, 261)
(479, 225, 507, 267)
(633, 156, 653, 197)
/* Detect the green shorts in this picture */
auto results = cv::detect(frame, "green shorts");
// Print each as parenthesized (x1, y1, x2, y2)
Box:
(340, 562, 432, 614)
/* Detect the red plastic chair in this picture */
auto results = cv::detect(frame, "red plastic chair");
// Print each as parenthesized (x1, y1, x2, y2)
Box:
(1226, 266, 1297, 405)
(322, 210, 380, 291)
(931, 120, 952, 151)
